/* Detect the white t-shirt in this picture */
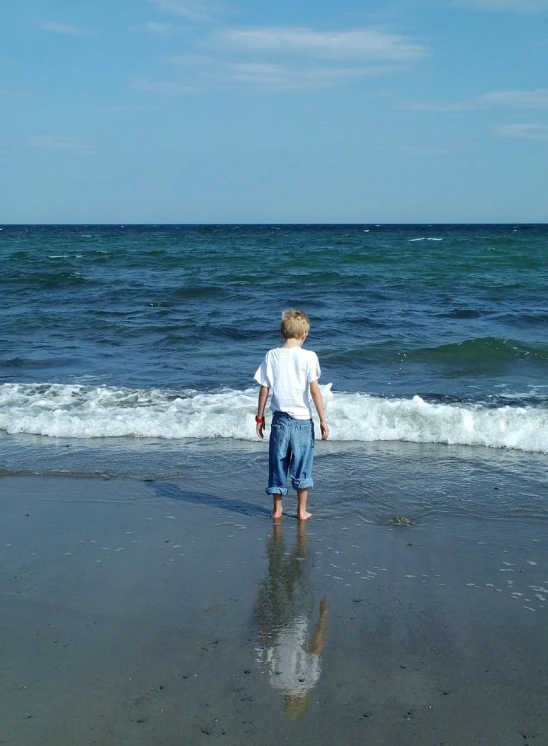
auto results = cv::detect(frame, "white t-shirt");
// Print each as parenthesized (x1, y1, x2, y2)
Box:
(254, 346, 321, 420)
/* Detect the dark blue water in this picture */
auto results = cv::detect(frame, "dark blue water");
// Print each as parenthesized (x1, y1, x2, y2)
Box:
(2, 224, 548, 399)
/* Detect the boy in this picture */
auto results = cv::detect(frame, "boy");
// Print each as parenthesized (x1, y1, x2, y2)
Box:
(254, 309, 329, 521)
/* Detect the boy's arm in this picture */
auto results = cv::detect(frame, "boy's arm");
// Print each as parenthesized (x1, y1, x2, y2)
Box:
(256, 385, 269, 439)
(309, 380, 329, 440)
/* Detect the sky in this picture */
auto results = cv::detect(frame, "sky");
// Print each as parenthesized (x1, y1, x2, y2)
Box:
(1, 0, 547, 223)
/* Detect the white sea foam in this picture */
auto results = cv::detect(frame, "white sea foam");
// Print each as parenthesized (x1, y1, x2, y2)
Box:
(1, 383, 547, 453)
(409, 237, 443, 242)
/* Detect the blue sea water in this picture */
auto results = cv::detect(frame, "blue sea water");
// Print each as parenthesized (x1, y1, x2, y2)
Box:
(1, 224, 548, 521)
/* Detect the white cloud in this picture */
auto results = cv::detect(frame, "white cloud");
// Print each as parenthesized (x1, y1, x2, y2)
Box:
(450, 0, 548, 10)
(147, 0, 220, 22)
(495, 123, 548, 140)
(214, 26, 429, 62)
(134, 24, 427, 95)
(41, 21, 100, 38)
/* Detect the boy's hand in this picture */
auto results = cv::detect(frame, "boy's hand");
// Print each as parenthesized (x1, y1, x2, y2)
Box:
(256, 419, 266, 439)
(320, 421, 329, 440)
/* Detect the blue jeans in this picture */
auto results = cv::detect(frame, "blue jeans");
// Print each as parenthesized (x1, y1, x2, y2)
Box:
(266, 412, 315, 496)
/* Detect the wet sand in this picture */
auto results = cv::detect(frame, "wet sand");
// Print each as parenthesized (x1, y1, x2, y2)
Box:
(1, 475, 547, 745)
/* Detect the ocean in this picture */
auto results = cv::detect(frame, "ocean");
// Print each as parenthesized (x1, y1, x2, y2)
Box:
(2, 223, 548, 523)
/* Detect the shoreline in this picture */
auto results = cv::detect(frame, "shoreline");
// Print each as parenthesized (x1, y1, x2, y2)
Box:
(1, 475, 547, 744)
(2, 436, 548, 524)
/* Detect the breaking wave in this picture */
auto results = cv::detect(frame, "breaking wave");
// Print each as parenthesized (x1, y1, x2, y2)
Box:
(1, 382, 548, 454)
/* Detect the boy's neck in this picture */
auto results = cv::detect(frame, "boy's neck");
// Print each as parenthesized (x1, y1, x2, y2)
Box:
(281, 333, 307, 349)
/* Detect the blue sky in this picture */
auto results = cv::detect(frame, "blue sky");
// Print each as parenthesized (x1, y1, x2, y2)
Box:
(2, 0, 547, 223)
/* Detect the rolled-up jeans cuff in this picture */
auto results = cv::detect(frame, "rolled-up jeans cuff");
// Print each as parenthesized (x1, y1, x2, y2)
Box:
(265, 487, 288, 496)
(291, 478, 314, 490)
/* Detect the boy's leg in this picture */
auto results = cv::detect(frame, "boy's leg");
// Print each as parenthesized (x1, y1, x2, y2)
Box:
(297, 489, 311, 521)
(289, 419, 315, 520)
(272, 494, 283, 521)
(266, 413, 290, 519)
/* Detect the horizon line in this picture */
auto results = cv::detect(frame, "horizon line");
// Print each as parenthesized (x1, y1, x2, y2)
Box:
(2, 221, 547, 227)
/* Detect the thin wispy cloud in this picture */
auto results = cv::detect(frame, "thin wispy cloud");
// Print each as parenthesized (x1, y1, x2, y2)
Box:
(132, 77, 198, 95)
(389, 88, 548, 111)
(1, 88, 31, 99)
(132, 21, 183, 35)
(376, 141, 452, 155)
(147, 0, 221, 22)
(169, 53, 216, 65)
(495, 123, 548, 140)
(41, 21, 100, 38)
(105, 104, 156, 112)
(387, 98, 469, 111)
(477, 89, 548, 108)
(148, 54, 407, 94)
(449, 0, 548, 10)
(213, 26, 429, 62)
(28, 135, 95, 152)
(224, 62, 400, 91)
(142, 24, 428, 94)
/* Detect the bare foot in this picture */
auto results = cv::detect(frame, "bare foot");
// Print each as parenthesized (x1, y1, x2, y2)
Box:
(272, 508, 283, 520)
(297, 511, 312, 521)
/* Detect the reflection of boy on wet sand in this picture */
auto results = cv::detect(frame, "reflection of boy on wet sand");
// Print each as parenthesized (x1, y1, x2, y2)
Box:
(255, 523, 328, 720)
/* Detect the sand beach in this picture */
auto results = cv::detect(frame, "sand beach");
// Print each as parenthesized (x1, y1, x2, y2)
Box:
(1, 469, 547, 746)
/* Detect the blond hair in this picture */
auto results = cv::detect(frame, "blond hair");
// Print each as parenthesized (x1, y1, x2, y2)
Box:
(281, 309, 310, 340)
